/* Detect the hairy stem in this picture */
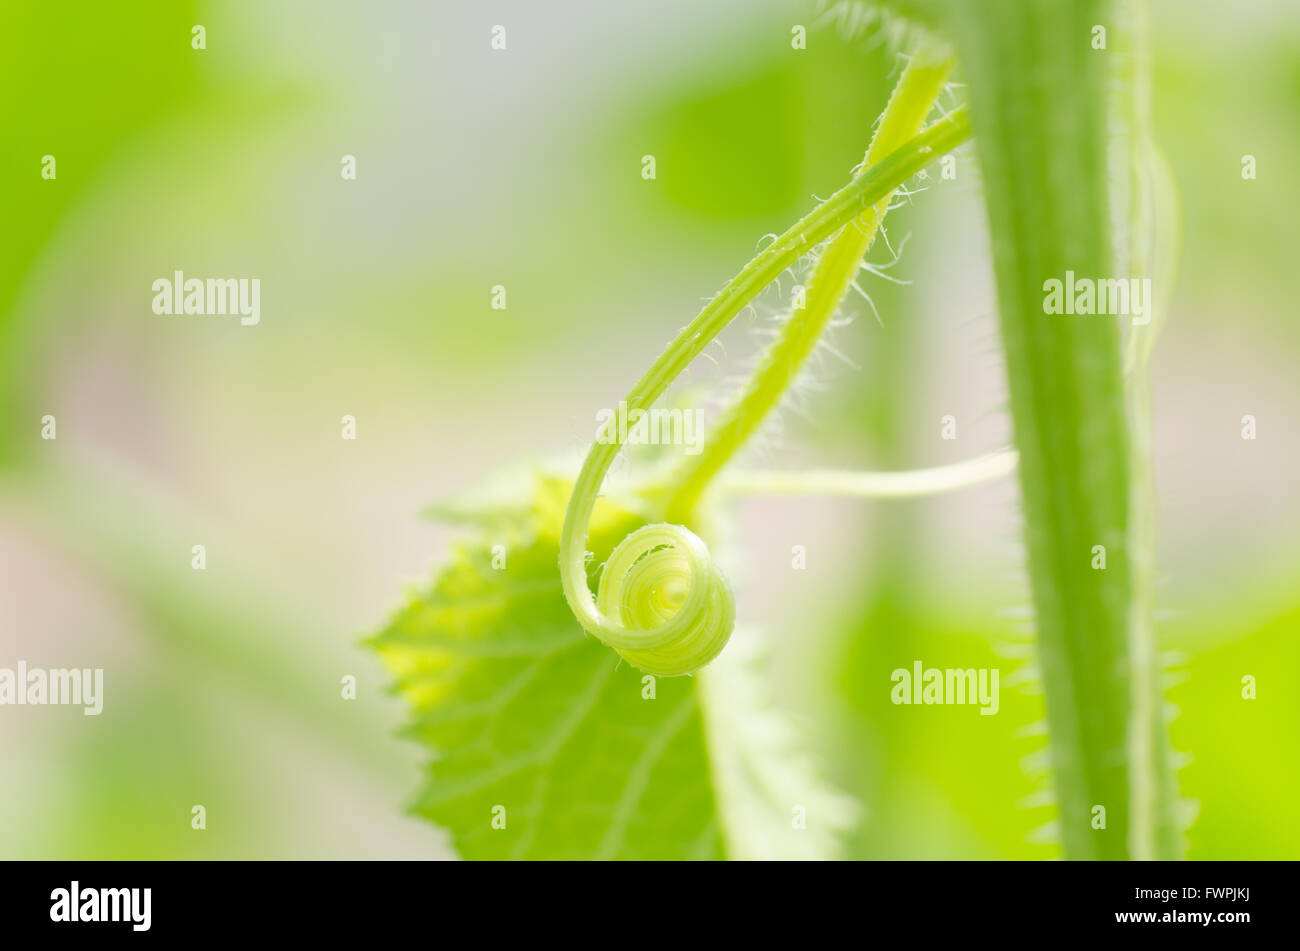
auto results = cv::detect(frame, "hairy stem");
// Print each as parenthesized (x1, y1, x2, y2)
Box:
(558, 106, 971, 654)
(946, 0, 1178, 858)
(665, 49, 954, 524)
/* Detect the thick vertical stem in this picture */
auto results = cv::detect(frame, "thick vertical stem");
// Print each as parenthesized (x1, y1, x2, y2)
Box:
(947, 0, 1177, 858)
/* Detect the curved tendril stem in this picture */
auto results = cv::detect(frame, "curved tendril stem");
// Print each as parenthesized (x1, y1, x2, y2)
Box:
(664, 50, 955, 525)
(558, 103, 972, 671)
(722, 449, 1018, 499)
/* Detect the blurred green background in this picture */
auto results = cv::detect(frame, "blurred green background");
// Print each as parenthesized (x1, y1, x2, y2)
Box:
(1, 0, 1297, 859)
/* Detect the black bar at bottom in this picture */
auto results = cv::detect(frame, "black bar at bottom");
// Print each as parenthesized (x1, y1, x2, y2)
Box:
(0, 860, 1275, 938)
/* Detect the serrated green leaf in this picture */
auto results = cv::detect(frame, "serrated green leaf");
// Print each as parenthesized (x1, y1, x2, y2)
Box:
(372, 473, 727, 859)
(373, 468, 855, 859)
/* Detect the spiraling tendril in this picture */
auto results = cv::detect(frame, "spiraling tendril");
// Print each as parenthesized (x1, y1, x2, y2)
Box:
(593, 524, 735, 677)
(559, 53, 969, 678)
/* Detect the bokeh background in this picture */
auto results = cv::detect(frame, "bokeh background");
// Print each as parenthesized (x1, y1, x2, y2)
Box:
(2, 0, 1296, 859)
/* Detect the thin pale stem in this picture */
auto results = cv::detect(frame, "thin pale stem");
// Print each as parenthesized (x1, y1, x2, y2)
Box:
(558, 106, 972, 642)
(723, 449, 1017, 499)
(664, 49, 954, 524)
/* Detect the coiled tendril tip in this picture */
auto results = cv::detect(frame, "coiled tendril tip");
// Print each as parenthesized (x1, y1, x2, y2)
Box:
(589, 523, 734, 679)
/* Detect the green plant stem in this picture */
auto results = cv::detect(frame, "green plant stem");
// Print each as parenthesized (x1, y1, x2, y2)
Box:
(946, 0, 1178, 859)
(664, 50, 954, 524)
(558, 105, 972, 642)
